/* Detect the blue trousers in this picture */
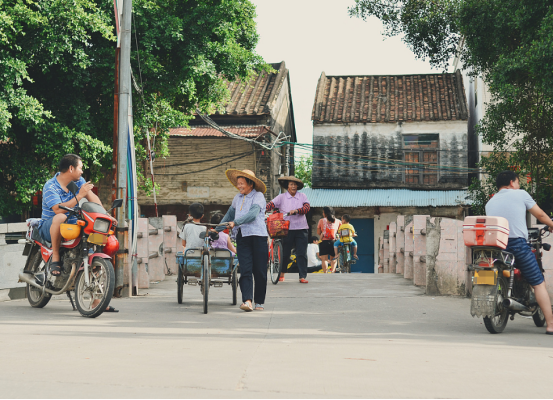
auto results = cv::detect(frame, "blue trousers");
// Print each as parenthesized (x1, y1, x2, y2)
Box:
(506, 237, 544, 286)
(236, 231, 268, 304)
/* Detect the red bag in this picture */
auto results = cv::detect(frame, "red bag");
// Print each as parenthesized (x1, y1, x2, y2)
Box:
(267, 213, 290, 239)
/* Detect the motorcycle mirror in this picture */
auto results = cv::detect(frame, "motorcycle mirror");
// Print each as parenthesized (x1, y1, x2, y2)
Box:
(112, 199, 123, 209)
(67, 181, 79, 196)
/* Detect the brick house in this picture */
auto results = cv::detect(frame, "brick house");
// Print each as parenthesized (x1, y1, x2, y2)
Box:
(304, 71, 470, 273)
(138, 61, 297, 220)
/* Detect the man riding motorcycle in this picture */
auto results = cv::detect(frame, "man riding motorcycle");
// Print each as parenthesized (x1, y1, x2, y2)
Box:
(485, 170, 553, 334)
(39, 154, 100, 277)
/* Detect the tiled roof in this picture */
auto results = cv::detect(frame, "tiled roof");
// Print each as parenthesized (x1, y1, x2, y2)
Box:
(300, 188, 470, 207)
(311, 70, 468, 124)
(169, 125, 274, 138)
(213, 61, 288, 116)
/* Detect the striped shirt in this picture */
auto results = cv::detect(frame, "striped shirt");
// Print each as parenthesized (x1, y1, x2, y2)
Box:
(41, 173, 86, 225)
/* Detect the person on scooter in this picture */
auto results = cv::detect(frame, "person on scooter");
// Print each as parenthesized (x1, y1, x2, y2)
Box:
(39, 154, 101, 277)
(486, 170, 553, 334)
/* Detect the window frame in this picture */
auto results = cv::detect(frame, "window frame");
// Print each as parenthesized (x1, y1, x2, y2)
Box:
(402, 134, 440, 185)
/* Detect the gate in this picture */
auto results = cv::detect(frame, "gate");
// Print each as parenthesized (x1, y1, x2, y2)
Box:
(350, 218, 374, 273)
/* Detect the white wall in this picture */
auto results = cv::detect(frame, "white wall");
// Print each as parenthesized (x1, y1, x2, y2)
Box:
(313, 120, 467, 139)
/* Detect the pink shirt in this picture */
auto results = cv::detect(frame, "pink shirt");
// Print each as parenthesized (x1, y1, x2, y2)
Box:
(271, 191, 309, 230)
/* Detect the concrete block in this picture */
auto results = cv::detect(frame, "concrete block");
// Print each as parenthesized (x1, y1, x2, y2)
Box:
(389, 222, 397, 274)
(396, 216, 405, 275)
(162, 215, 178, 276)
(7, 223, 27, 233)
(0, 224, 7, 234)
(0, 244, 26, 290)
(404, 218, 414, 280)
(136, 218, 149, 289)
(413, 215, 429, 287)
(383, 231, 389, 273)
(147, 222, 164, 282)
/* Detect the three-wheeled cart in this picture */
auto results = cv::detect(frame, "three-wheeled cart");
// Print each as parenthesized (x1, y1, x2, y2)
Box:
(176, 226, 238, 313)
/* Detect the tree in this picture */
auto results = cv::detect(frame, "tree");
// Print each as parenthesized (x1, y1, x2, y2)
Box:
(0, 0, 266, 216)
(349, 0, 553, 212)
(295, 155, 312, 188)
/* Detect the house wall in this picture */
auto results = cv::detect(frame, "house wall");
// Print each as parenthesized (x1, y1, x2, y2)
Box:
(309, 205, 465, 272)
(139, 137, 256, 207)
(312, 121, 468, 189)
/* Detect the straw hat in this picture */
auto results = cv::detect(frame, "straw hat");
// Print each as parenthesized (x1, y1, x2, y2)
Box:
(278, 176, 304, 190)
(225, 169, 267, 194)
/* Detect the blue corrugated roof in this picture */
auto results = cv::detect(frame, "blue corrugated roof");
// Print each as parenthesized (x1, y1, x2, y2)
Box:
(299, 188, 470, 208)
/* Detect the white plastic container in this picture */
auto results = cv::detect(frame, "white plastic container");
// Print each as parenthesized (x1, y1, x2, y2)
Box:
(463, 216, 510, 249)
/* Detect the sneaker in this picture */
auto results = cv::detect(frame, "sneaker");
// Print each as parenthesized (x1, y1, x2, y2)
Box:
(299, 278, 308, 283)
(278, 276, 285, 282)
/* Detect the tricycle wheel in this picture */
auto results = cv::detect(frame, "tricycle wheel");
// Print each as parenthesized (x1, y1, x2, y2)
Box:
(177, 267, 184, 304)
(232, 266, 238, 305)
(270, 241, 282, 285)
(203, 254, 209, 314)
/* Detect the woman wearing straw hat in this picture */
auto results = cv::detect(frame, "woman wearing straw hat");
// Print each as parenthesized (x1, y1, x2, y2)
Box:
(266, 176, 310, 283)
(216, 169, 268, 312)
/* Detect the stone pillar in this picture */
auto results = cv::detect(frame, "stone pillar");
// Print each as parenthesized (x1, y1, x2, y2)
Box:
(383, 230, 390, 273)
(413, 215, 430, 287)
(389, 222, 397, 274)
(378, 237, 384, 273)
(404, 217, 414, 280)
(396, 216, 405, 275)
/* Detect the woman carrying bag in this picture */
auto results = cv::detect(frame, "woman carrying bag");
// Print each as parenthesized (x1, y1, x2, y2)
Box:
(317, 206, 340, 273)
(266, 176, 310, 283)
(217, 169, 268, 312)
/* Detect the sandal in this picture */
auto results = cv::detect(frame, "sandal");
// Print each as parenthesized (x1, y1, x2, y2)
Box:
(240, 302, 253, 312)
(50, 261, 62, 276)
(105, 306, 119, 313)
(255, 304, 264, 310)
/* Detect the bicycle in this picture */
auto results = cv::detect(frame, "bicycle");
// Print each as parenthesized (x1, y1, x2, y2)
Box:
(335, 230, 356, 274)
(266, 211, 289, 285)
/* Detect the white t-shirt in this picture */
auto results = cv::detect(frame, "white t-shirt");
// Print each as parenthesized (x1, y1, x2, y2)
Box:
(307, 243, 321, 268)
(179, 223, 206, 251)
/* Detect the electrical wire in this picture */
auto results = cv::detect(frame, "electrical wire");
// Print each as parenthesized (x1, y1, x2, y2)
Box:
(195, 109, 289, 151)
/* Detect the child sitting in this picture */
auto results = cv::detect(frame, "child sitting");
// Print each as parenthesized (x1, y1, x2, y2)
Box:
(209, 213, 237, 256)
(333, 214, 358, 260)
(180, 203, 207, 252)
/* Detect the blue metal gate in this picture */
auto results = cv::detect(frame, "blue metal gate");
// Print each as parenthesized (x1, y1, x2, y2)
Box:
(350, 218, 374, 273)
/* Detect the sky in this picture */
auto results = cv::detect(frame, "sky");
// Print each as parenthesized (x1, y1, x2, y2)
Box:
(251, 0, 438, 158)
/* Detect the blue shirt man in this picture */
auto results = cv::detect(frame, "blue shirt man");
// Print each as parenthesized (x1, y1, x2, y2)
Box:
(38, 154, 101, 276)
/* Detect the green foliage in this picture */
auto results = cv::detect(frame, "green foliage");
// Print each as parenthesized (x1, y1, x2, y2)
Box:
(350, 0, 553, 212)
(294, 155, 312, 188)
(0, 0, 266, 216)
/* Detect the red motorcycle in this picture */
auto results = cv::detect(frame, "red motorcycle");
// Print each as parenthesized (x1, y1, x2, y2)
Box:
(18, 181, 122, 318)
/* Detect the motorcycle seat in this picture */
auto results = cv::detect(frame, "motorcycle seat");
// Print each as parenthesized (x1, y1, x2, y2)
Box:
(32, 227, 52, 249)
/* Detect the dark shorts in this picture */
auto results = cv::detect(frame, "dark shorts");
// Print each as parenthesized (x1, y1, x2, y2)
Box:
(319, 240, 335, 257)
(38, 218, 54, 243)
(506, 237, 544, 286)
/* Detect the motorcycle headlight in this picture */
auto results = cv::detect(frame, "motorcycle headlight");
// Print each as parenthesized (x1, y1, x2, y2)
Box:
(93, 218, 111, 233)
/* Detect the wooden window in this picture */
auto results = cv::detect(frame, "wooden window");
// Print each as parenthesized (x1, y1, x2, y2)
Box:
(403, 134, 439, 185)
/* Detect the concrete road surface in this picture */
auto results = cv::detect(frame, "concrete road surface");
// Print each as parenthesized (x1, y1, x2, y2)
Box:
(1, 273, 553, 398)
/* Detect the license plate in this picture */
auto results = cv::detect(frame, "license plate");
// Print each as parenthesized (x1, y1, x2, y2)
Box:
(87, 233, 108, 245)
(473, 269, 497, 285)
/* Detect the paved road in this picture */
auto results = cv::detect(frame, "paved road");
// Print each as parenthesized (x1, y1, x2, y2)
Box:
(1, 273, 553, 398)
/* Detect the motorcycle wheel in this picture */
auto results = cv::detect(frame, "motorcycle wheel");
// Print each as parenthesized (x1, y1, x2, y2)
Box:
(483, 276, 509, 334)
(75, 258, 115, 318)
(532, 307, 546, 327)
(25, 248, 52, 308)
